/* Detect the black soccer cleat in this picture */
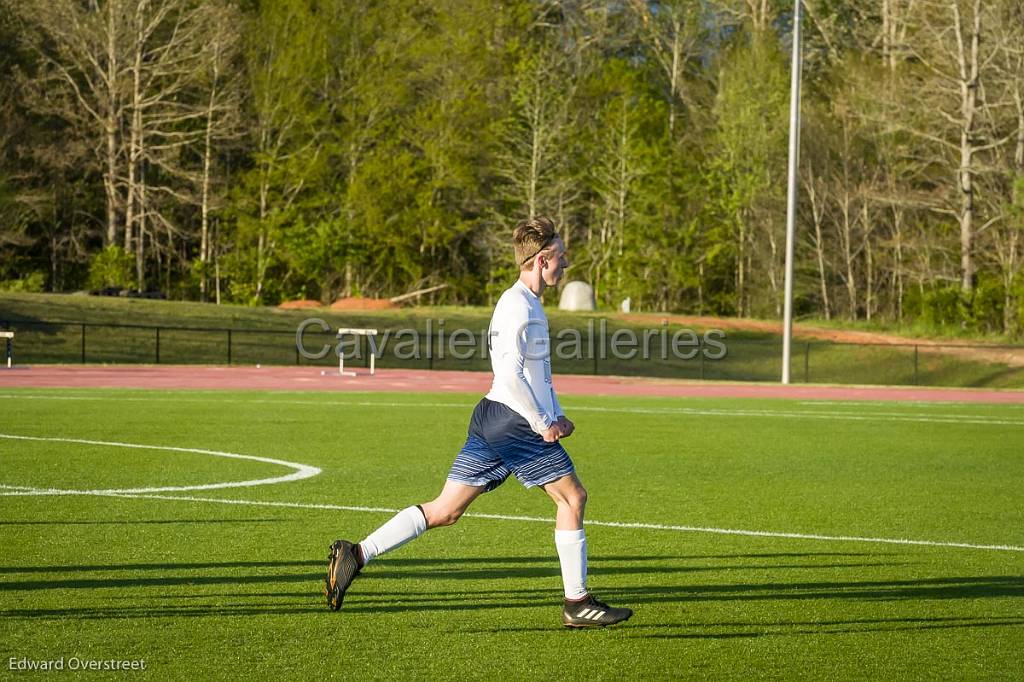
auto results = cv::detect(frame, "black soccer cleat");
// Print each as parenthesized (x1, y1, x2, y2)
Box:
(325, 539, 361, 611)
(562, 594, 633, 628)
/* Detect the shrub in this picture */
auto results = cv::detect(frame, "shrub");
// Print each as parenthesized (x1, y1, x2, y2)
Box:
(0, 271, 46, 292)
(921, 284, 965, 328)
(968, 274, 1005, 334)
(87, 246, 135, 290)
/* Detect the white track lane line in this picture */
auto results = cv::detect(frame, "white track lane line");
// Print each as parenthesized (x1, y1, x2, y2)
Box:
(1, 487, 1021, 553)
(2, 393, 1023, 426)
(0, 433, 320, 493)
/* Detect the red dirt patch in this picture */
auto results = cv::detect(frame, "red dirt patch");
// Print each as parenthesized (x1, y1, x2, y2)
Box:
(277, 299, 323, 310)
(330, 297, 396, 310)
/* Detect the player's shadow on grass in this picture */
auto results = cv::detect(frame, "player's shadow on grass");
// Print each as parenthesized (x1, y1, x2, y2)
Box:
(342, 575, 1024, 616)
(0, 560, 325, 592)
(0, 553, 908, 594)
(0, 572, 324, 591)
(2, 557, 1022, 623)
(0, 604, 319, 620)
(345, 572, 1024, 617)
(0, 559, 323, 575)
(0, 518, 286, 527)
(372, 552, 878, 565)
(622, 615, 1024, 639)
(477, 615, 1024, 638)
(363, 559, 905, 582)
(601, 575, 1024, 605)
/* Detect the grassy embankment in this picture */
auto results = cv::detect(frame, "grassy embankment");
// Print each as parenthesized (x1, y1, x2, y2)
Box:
(1, 292, 1021, 388)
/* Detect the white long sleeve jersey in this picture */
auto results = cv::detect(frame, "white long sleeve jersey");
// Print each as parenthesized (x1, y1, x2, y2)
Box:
(484, 280, 563, 434)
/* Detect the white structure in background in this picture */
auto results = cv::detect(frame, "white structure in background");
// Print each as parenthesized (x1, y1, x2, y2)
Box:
(620, 298, 631, 313)
(1, 331, 12, 368)
(558, 281, 595, 311)
(781, 0, 803, 384)
(336, 327, 378, 376)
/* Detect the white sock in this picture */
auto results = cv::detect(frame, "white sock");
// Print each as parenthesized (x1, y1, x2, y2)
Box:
(359, 506, 427, 564)
(555, 528, 588, 600)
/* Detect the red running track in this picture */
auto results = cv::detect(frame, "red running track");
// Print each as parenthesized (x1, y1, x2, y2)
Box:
(1, 365, 1023, 403)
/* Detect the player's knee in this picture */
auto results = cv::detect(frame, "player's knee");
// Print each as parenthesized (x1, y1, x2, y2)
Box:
(428, 505, 464, 527)
(563, 485, 587, 512)
(440, 507, 465, 526)
(573, 486, 588, 511)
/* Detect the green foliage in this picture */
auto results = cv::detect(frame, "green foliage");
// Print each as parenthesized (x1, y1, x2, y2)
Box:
(87, 246, 135, 290)
(921, 285, 967, 328)
(906, 276, 1019, 337)
(0, 271, 45, 292)
(1013, 176, 1024, 216)
(225, 0, 330, 305)
(969, 275, 1007, 334)
(705, 35, 790, 316)
(901, 285, 926, 321)
(3, 0, 1021, 329)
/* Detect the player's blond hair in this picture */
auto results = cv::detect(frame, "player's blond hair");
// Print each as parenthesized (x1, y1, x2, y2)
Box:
(513, 216, 558, 271)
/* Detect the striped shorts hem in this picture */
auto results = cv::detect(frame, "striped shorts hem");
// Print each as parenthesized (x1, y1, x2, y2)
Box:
(447, 399, 575, 492)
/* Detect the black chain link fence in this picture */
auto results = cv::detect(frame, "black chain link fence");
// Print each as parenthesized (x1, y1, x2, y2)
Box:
(2, 319, 1023, 388)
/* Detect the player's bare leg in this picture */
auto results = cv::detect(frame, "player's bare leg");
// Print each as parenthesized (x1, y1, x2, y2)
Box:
(542, 472, 588, 530)
(420, 480, 487, 528)
(326, 480, 485, 610)
(542, 473, 632, 627)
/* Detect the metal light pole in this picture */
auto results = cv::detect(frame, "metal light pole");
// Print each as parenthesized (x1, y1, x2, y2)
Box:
(781, 0, 803, 384)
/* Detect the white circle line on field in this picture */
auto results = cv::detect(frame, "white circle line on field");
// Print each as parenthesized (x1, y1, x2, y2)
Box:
(0, 433, 320, 494)
(1, 486, 1021, 553)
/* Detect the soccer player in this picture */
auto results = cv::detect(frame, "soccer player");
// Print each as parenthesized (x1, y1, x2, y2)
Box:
(326, 215, 633, 628)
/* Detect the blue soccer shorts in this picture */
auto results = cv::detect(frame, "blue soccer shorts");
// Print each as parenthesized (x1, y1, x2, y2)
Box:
(447, 398, 575, 492)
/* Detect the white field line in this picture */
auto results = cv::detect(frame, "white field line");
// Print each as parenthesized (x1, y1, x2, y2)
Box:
(2, 393, 1023, 427)
(1, 487, 1021, 553)
(571, 405, 1024, 426)
(0, 433, 320, 493)
(800, 400, 1024, 409)
(1, 431, 1020, 553)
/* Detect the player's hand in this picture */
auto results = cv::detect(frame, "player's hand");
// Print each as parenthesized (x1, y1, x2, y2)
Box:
(555, 416, 575, 438)
(541, 424, 562, 442)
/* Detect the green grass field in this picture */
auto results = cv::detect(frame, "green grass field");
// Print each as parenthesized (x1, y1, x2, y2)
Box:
(1, 388, 1022, 679)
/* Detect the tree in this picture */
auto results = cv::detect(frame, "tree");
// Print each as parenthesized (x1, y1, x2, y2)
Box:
(982, 0, 1024, 333)
(12, 0, 242, 291)
(227, 0, 327, 304)
(708, 34, 789, 316)
(194, 2, 243, 301)
(12, 0, 133, 247)
(627, 0, 702, 136)
(900, 0, 1003, 294)
(496, 46, 579, 221)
